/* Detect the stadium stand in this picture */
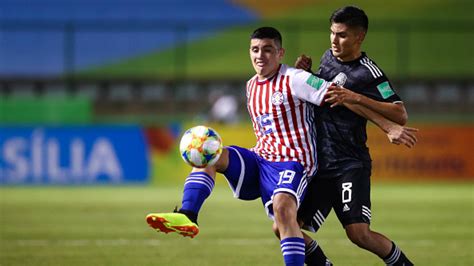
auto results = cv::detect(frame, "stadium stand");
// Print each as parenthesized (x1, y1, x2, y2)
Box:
(0, 1, 472, 123)
(0, 0, 257, 75)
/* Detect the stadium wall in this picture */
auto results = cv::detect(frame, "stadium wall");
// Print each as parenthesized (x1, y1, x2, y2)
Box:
(0, 125, 150, 184)
(1, 123, 472, 185)
(149, 123, 474, 184)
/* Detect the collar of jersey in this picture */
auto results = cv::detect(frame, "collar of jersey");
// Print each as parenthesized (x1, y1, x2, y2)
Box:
(255, 64, 282, 85)
(331, 51, 367, 65)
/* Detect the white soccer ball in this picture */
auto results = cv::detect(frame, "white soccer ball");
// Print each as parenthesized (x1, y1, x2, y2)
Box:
(179, 125, 223, 168)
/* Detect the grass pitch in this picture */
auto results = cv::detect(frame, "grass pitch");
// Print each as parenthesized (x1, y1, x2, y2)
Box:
(0, 182, 472, 265)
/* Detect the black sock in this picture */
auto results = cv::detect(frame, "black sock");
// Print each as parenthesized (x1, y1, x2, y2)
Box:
(383, 241, 413, 266)
(178, 208, 198, 224)
(305, 240, 332, 266)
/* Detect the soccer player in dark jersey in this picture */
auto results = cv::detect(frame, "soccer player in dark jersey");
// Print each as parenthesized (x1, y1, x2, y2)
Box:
(294, 6, 415, 266)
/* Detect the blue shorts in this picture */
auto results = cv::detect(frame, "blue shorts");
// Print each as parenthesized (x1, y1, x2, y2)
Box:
(223, 145, 309, 218)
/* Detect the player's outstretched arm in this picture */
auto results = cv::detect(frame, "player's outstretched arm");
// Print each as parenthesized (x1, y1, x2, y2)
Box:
(345, 102, 418, 148)
(325, 85, 408, 125)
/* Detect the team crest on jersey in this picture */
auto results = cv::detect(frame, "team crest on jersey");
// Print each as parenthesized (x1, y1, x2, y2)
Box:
(332, 72, 347, 87)
(271, 91, 284, 105)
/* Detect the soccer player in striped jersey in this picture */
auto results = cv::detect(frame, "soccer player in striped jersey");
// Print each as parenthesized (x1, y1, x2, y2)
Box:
(293, 6, 415, 266)
(147, 26, 335, 266)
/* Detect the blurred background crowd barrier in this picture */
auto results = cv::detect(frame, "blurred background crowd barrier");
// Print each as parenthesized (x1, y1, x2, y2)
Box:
(1, 0, 473, 184)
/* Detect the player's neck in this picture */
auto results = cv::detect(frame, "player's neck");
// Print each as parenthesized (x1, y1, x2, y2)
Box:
(336, 51, 362, 63)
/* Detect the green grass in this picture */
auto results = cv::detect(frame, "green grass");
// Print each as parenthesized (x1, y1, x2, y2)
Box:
(1, 182, 473, 265)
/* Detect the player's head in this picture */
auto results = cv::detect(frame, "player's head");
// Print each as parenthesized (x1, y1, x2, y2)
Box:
(249, 27, 285, 79)
(330, 6, 368, 33)
(329, 6, 368, 62)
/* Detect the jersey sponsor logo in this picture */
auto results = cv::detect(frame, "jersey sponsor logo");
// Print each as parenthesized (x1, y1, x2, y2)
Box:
(271, 91, 284, 105)
(306, 75, 324, 90)
(377, 81, 395, 99)
(343, 204, 350, 212)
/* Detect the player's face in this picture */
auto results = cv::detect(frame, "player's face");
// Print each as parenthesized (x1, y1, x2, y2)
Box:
(250, 38, 284, 79)
(330, 23, 365, 62)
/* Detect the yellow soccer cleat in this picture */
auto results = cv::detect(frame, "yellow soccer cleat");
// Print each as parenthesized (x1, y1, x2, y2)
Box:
(146, 212, 199, 238)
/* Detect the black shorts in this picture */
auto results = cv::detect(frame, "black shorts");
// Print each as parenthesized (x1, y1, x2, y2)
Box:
(297, 167, 372, 232)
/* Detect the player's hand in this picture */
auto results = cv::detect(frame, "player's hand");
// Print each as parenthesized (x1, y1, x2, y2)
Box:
(325, 85, 361, 107)
(386, 125, 419, 148)
(295, 54, 312, 71)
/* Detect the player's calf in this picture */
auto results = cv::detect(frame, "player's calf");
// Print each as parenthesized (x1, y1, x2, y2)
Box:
(383, 241, 414, 266)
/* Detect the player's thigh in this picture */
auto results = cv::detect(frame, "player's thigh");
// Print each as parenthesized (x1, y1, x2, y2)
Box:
(222, 145, 260, 200)
(259, 160, 307, 218)
(298, 177, 333, 233)
(333, 167, 372, 226)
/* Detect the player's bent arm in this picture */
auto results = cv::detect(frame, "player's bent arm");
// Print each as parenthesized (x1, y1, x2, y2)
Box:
(353, 94, 408, 125)
(326, 86, 408, 125)
(291, 69, 330, 106)
(344, 102, 393, 133)
(344, 103, 418, 148)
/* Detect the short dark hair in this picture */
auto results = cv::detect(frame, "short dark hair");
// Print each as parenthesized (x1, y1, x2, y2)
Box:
(250, 27, 282, 48)
(330, 6, 368, 32)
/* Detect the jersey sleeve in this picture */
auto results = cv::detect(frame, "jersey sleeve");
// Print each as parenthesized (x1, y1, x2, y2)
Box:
(290, 69, 330, 106)
(360, 76, 402, 103)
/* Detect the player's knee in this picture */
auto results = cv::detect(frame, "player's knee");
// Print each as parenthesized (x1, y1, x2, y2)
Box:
(345, 224, 371, 248)
(347, 231, 371, 248)
(213, 148, 230, 172)
(273, 193, 297, 224)
(272, 222, 281, 239)
(273, 203, 290, 222)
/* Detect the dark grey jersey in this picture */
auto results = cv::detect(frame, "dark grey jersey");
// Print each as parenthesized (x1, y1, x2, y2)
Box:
(314, 49, 401, 178)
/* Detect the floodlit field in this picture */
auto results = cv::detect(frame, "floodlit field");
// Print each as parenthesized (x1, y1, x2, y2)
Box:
(0, 182, 472, 265)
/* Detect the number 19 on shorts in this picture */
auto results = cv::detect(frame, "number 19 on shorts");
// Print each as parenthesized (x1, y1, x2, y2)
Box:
(278, 170, 295, 185)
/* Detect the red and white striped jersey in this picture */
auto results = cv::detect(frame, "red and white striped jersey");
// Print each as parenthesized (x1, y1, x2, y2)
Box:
(246, 64, 330, 176)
